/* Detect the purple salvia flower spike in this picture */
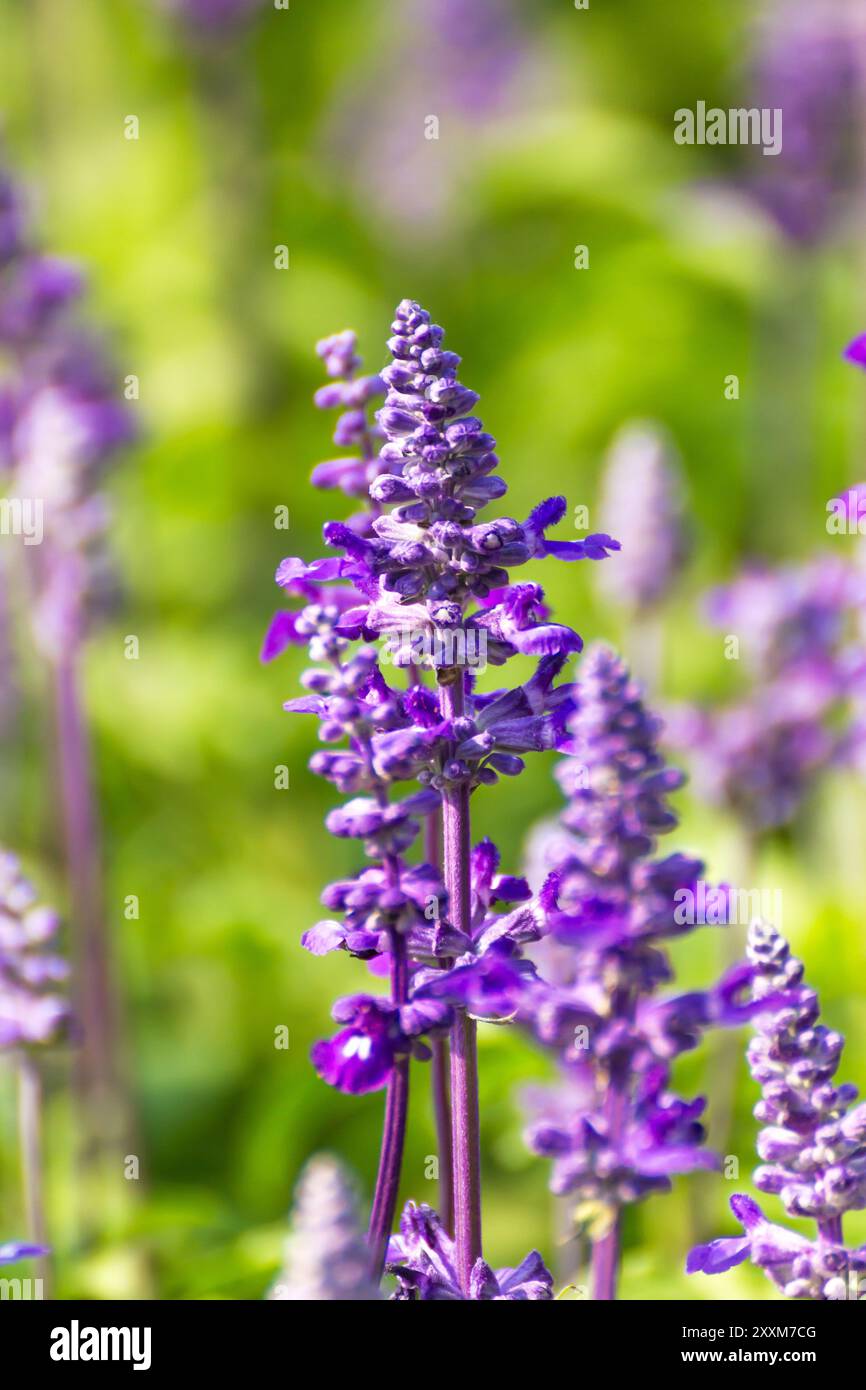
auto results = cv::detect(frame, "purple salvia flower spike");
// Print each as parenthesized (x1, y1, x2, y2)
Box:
(0, 152, 135, 1137)
(594, 421, 687, 685)
(749, 0, 862, 246)
(268, 1155, 380, 1302)
(519, 646, 743, 1299)
(275, 299, 612, 1291)
(666, 555, 863, 833)
(596, 421, 687, 615)
(688, 920, 866, 1300)
(261, 330, 384, 664)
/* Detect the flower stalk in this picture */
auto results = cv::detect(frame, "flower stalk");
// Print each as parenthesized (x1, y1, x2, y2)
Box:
(16, 1050, 50, 1296)
(268, 299, 616, 1295)
(53, 652, 118, 1119)
(439, 668, 482, 1289)
(424, 805, 454, 1233)
(367, 928, 411, 1280)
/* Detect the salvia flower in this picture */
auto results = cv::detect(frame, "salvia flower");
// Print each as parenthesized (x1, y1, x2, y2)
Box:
(688, 920, 866, 1299)
(596, 422, 687, 613)
(0, 153, 133, 1117)
(310, 329, 385, 525)
(269, 1155, 379, 1301)
(666, 556, 864, 832)
(0, 850, 69, 1049)
(520, 646, 766, 1296)
(748, 0, 861, 245)
(0, 157, 135, 660)
(386, 1201, 553, 1300)
(326, 0, 532, 236)
(272, 300, 618, 1288)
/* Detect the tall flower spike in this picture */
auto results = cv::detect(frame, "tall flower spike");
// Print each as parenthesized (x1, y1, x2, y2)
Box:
(327, 0, 531, 236)
(268, 1155, 380, 1302)
(665, 557, 863, 833)
(520, 646, 763, 1299)
(749, 0, 861, 245)
(261, 330, 384, 663)
(0, 153, 135, 1131)
(272, 300, 616, 1293)
(688, 921, 866, 1300)
(596, 422, 687, 614)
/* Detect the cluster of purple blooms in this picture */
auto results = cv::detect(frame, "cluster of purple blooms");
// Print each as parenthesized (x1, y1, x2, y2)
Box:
(268, 301, 866, 1304)
(268, 300, 618, 1297)
(666, 556, 866, 833)
(269, 1155, 379, 1302)
(0, 850, 68, 1049)
(387, 1201, 553, 1301)
(596, 423, 687, 614)
(0, 158, 134, 660)
(518, 647, 776, 1296)
(328, 0, 531, 237)
(748, 0, 861, 245)
(689, 920, 866, 1300)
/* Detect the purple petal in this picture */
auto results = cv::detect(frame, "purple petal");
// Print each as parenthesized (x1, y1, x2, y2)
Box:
(310, 1026, 394, 1095)
(260, 610, 302, 662)
(686, 1236, 751, 1276)
(300, 920, 346, 956)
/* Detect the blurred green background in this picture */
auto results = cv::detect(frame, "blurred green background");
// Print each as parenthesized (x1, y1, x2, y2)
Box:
(1, 0, 866, 1299)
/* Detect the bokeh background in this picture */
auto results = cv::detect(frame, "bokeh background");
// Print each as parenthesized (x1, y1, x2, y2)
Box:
(1, 0, 866, 1299)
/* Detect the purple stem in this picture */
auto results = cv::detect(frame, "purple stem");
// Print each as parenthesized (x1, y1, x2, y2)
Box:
(591, 1068, 628, 1300)
(366, 924, 410, 1281)
(425, 807, 454, 1234)
(17, 1050, 51, 1297)
(53, 651, 120, 1123)
(818, 1216, 843, 1244)
(439, 671, 482, 1292)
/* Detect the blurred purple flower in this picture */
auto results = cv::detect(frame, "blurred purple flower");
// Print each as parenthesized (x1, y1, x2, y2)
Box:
(0, 1240, 50, 1264)
(519, 646, 736, 1297)
(0, 851, 69, 1049)
(667, 556, 863, 831)
(596, 422, 688, 612)
(322, 0, 545, 235)
(268, 1155, 379, 1301)
(844, 335, 866, 371)
(748, 0, 862, 245)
